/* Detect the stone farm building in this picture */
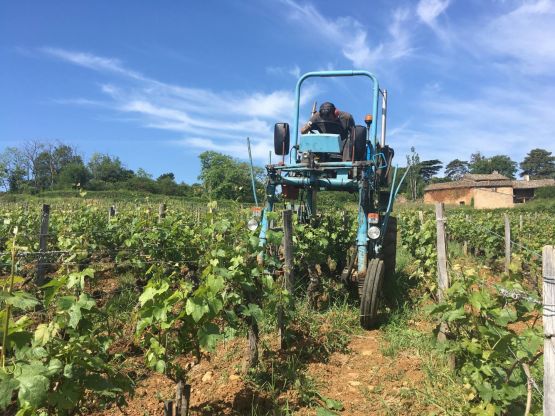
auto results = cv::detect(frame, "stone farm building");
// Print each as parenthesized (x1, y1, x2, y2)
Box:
(424, 173, 555, 209)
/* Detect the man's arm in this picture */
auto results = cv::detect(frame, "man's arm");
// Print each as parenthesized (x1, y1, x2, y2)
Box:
(301, 114, 319, 134)
(339, 111, 355, 130)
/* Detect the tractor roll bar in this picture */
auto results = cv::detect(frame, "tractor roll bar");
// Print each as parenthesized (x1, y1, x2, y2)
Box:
(292, 70, 380, 162)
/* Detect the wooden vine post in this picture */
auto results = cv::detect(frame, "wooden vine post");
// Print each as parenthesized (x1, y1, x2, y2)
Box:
(463, 214, 469, 256)
(278, 209, 294, 349)
(159, 203, 167, 222)
(36, 204, 50, 285)
(544, 246, 555, 415)
(108, 205, 116, 221)
(163, 400, 174, 416)
(435, 203, 449, 304)
(435, 203, 454, 368)
(283, 209, 294, 293)
(504, 213, 511, 274)
(435, 204, 449, 336)
(171, 381, 191, 416)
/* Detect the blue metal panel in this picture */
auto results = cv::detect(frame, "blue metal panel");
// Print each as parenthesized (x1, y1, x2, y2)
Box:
(281, 176, 358, 191)
(299, 133, 341, 153)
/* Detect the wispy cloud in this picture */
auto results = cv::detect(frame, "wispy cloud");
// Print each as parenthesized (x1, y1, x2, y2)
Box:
(281, 0, 414, 68)
(417, 0, 450, 26)
(395, 83, 555, 164)
(42, 47, 146, 80)
(41, 47, 321, 160)
(477, 0, 555, 74)
(266, 65, 301, 79)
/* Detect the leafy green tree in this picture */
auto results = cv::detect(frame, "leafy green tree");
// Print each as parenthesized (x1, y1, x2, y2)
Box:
(419, 159, 443, 183)
(445, 159, 469, 180)
(34, 151, 54, 190)
(469, 152, 517, 178)
(198, 151, 263, 202)
(136, 168, 153, 179)
(156, 172, 178, 195)
(404, 148, 441, 199)
(488, 155, 517, 179)
(57, 162, 91, 188)
(406, 147, 421, 201)
(0, 147, 27, 192)
(520, 148, 555, 179)
(87, 153, 133, 183)
(469, 152, 490, 174)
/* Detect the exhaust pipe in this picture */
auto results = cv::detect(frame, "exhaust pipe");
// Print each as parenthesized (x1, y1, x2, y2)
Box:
(380, 89, 387, 147)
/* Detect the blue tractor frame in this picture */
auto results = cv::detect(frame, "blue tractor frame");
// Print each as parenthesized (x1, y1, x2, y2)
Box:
(257, 70, 407, 328)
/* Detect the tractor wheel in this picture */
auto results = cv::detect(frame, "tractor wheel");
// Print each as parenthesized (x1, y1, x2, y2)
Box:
(353, 125, 367, 161)
(382, 217, 397, 280)
(360, 258, 384, 329)
(381, 217, 397, 305)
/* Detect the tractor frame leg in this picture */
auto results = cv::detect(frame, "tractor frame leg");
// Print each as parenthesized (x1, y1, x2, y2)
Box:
(356, 179, 369, 278)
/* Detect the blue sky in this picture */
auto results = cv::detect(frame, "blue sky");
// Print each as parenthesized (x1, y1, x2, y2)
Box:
(1, 0, 554, 183)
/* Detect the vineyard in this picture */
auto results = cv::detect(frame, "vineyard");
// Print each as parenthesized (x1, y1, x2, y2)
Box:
(0, 199, 554, 415)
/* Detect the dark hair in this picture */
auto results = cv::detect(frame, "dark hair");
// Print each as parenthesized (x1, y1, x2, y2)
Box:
(319, 102, 336, 119)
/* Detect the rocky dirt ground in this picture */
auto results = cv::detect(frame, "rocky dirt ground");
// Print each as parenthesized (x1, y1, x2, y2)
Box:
(94, 325, 434, 416)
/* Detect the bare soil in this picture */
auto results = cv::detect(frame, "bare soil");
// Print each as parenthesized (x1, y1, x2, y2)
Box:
(299, 331, 430, 416)
(94, 327, 432, 416)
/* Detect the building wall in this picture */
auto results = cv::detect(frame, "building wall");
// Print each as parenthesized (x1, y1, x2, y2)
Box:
(424, 186, 515, 208)
(424, 187, 473, 205)
(473, 187, 514, 209)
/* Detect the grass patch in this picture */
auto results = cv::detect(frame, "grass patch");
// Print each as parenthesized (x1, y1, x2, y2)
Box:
(248, 297, 359, 414)
(380, 308, 470, 415)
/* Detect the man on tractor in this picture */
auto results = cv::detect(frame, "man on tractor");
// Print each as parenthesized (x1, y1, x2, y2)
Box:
(301, 101, 355, 138)
(300, 101, 357, 161)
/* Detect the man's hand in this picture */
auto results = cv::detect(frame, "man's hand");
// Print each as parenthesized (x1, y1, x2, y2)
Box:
(301, 121, 312, 134)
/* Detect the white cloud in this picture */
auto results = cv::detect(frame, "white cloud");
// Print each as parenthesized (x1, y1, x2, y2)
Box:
(281, 0, 413, 68)
(289, 65, 301, 79)
(174, 137, 272, 161)
(43, 47, 314, 160)
(266, 65, 301, 79)
(417, 0, 450, 26)
(395, 84, 555, 165)
(42, 47, 146, 80)
(478, 0, 555, 74)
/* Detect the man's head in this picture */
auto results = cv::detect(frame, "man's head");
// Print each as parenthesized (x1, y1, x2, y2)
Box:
(319, 102, 337, 121)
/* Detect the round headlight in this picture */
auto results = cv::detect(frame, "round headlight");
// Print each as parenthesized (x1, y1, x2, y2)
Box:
(247, 218, 259, 231)
(367, 226, 381, 240)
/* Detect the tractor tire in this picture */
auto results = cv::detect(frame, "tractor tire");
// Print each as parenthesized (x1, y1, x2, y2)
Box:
(381, 217, 397, 304)
(353, 125, 367, 161)
(360, 258, 384, 329)
(274, 123, 290, 156)
(382, 217, 397, 279)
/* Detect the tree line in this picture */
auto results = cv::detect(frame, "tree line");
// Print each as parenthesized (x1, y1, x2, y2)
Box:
(0, 141, 263, 202)
(1, 141, 553, 203)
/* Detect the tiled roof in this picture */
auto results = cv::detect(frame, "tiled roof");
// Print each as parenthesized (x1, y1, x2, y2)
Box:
(513, 178, 555, 189)
(425, 177, 555, 192)
(463, 173, 510, 181)
(425, 179, 512, 191)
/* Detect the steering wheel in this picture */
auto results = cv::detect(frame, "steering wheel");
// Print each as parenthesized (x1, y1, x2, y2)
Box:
(309, 120, 344, 135)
